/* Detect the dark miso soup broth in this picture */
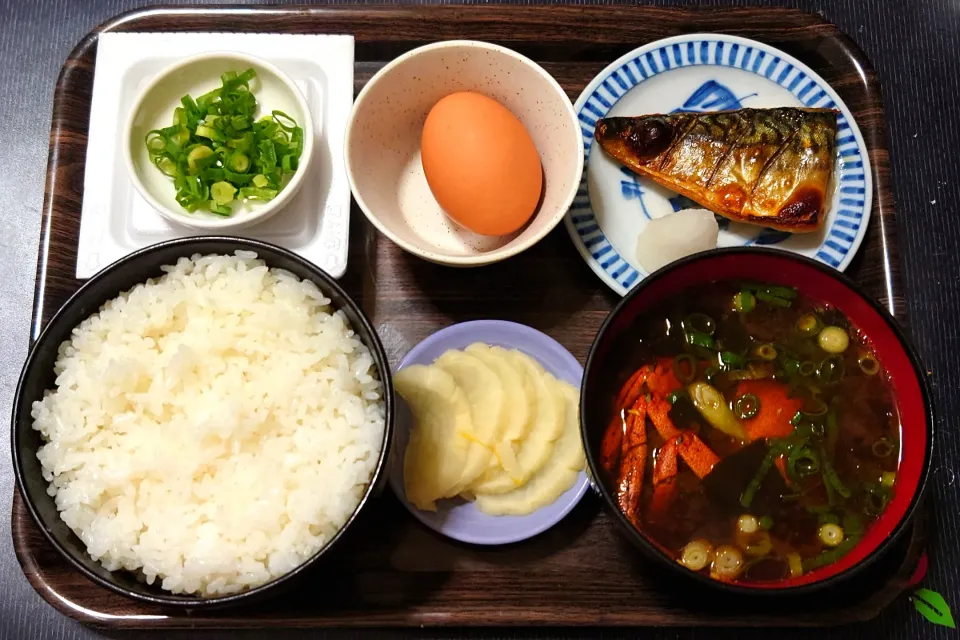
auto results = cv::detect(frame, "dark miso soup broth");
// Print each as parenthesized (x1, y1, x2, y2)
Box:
(599, 281, 900, 584)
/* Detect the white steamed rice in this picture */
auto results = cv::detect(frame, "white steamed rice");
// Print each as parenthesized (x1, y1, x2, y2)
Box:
(31, 252, 386, 596)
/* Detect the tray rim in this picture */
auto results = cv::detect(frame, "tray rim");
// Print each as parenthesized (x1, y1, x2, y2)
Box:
(15, 2, 920, 630)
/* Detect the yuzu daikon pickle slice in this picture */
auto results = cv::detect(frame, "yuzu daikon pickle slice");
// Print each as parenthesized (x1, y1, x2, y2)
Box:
(435, 349, 505, 488)
(469, 350, 564, 495)
(395, 364, 474, 511)
(474, 382, 584, 515)
(465, 343, 531, 442)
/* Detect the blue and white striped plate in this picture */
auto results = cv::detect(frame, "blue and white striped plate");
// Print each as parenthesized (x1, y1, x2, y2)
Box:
(563, 34, 873, 296)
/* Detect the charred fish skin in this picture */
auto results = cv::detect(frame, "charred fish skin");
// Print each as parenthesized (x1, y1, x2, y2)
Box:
(594, 108, 839, 233)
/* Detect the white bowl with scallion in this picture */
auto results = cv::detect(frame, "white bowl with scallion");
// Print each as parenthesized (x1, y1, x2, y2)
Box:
(125, 51, 314, 230)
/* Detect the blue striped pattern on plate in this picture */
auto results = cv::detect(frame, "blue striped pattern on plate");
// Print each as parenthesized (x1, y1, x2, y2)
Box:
(564, 34, 873, 296)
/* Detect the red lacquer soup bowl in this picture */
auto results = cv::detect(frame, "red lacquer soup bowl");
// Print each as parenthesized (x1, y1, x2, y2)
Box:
(580, 247, 933, 595)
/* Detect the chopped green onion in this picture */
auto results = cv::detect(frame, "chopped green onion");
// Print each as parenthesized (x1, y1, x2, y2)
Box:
(803, 536, 859, 571)
(821, 455, 851, 499)
(738, 514, 759, 534)
(735, 393, 760, 419)
(687, 331, 715, 349)
(740, 282, 798, 299)
(790, 411, 803, 426)
(756, 291, 793, 307)
(673, 354, 698, 383)
(721, 351, 746, 367)
(802, 395, 828, 416)
(145, 68, 302, 217)
(787, 444, 820, 479)
(798, 361, 816, 377)
(679, 539, 714, 572)
(871, 437, 895, 458)
(741, 445, 778, 509)
(825, 408, 839, 458)
(684, 313, 716, 336)
(881, 471, 897, 488)
(209, 201, 232, 216)
(281, 154, 298, 172)
(797, 313, 822, 336)
(783, 358, 801, 375)
(187, 145, 215, 172)
(689, 381, 747, 441)
(211, 181, 237, 205)
(229, 153, 250, 173)
(858, 353, 881, 376)
(818, 523, 844, 547)
(755, 344, 778, 361)
(758, 515, 774, 531)
(787, 553, 803, 578)
(817, 355, 845, 386)
(818, 326, 850, 354)
(154, 156, 177, 177)
(239, 187, 279, 201)
(734, 290, 756, 313)
(864, 486, 890, 515)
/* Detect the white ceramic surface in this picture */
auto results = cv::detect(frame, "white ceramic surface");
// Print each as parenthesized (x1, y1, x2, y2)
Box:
(345, 40, 584, 266)
(125, 51, 314, 231)
(77, 32, 354, 279)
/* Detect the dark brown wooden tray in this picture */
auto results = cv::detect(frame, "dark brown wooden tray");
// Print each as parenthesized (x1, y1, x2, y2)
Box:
(13, 4, 924, 630)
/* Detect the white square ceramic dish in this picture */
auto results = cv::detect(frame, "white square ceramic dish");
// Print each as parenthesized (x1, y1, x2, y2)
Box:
(76, 32, 355, 279)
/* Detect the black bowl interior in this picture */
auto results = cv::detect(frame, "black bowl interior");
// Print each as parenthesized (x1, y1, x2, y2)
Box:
(11, 236, 394, 608)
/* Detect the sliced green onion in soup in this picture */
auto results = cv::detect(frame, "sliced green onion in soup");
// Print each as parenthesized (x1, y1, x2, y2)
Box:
(755, 344, 778, 361)
(796, 313, 822, 336)
(733, 290, 756, 313)
(735, 394, 760, 419)
(818, 326, 850, 354)
(710, 545, 745, 581)
(818, 523, 844, 547)
(686, 331, 715, 349)
(688, 381, 747, 441)
(673, 354, 698, 383)
(871, 437, 895, 458)
(679, 539, 714, 571)
(684, 313, 716, 336)
(721, 351, 747, 367)
(881, 471, 897, 488)
(739, 282, 798, 299)
(858, 353, 881, 375)
(816, 355, 845, 385)
(787, 553, 803, 578)
(755, 291, 793, 307)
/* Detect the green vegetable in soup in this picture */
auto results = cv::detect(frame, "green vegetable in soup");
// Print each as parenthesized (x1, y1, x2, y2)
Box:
(733, 290, 756, 313)
(688, 381, 747, 441)
(818, 326, 850, 354)
(144, 69, 304, 217)
(796, 313, 822, 336)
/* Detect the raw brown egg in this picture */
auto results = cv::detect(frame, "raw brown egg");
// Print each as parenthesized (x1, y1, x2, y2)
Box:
(421, 92, 543, 236)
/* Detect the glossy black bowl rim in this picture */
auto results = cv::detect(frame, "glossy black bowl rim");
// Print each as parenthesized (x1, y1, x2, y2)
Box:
(11, 236, 395, 608)
(580, 246, 934, 597)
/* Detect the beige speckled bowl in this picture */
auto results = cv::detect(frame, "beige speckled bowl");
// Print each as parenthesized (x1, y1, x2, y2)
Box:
(345, 40, 583, 266)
